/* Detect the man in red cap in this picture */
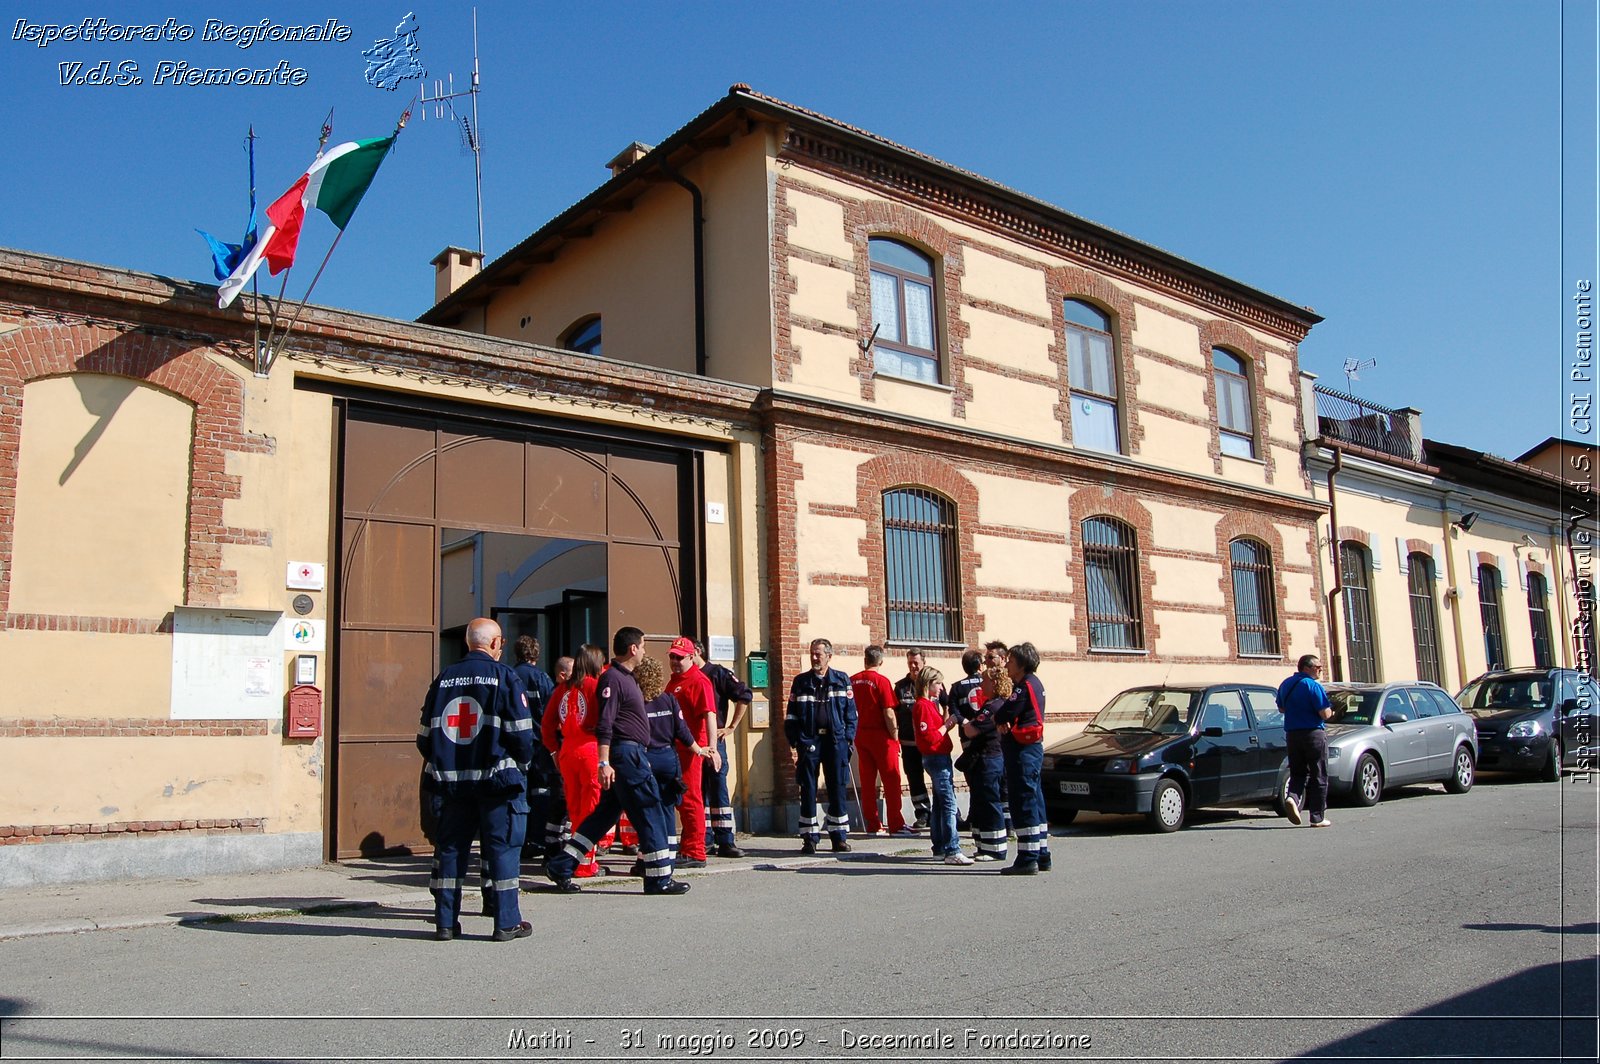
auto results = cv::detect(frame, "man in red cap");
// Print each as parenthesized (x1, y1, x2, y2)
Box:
(665, 635, 720, 867)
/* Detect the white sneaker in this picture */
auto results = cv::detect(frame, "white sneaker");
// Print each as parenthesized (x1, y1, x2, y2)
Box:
(1283, 794, 1303, 826)
(944, 852, 975, 865)
(973, 853, 1000, 862)
(1311, 817, 1333, 828)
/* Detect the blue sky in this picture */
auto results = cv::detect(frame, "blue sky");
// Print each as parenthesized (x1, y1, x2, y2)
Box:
(2, 1, 1593, 461)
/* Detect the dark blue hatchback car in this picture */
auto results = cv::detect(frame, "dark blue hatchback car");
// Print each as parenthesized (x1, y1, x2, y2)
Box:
(1458, 668, 1599, 780)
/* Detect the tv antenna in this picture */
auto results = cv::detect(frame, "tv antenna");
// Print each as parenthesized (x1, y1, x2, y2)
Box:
(419, 7, 484, 256)
(1342, 357, 1376, 391)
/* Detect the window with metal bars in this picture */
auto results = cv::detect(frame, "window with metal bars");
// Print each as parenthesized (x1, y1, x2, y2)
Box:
(1478, 563, 1506, 670)
(1407, 552, 1443, 685)
(1340, 542, 1378, 682)
(1083, 516, 1143, 650)
(882, 487, 960, 644)
(1229, 538, 1280, 656)
(1527, 571, 1554, 669)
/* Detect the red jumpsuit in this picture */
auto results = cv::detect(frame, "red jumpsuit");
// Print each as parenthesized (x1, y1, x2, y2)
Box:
(544, 676, 605, 877)
(850, 669, 904, 833)
(666, 664, 716, 861)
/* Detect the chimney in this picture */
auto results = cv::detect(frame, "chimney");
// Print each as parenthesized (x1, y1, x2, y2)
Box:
(1396, 406, 1424, 462)
(431, 246, 483, 304)
(606, 141, 654, 177)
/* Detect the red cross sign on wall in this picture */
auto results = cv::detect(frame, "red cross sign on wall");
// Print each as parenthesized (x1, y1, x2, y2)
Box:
(444, 695, 484, 743)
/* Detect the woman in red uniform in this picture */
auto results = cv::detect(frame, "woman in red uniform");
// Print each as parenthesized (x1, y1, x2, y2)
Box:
(544, 644, 608, 878)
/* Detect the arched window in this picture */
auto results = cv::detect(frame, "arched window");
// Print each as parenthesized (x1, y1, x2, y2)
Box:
(1478, 563, 1506, 670)
(1212, 347, 1256, 459)
(883, 487, 959, 643)
(561, 316, 602, 355)
(1407, 552, 1443, 685)
(1229, 538, 1280, 656)
(869, 238, 939, 384)
(1083, 516, 1143, 649)
(1527, 571, 1554, 668)
(1064, 299, 1121, 454)
(1340, 542, 1378, 682)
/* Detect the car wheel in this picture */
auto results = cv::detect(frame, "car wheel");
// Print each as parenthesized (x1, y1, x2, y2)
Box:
(1048, 807, 1079, 826)
(1353, 753, 1383, 807)
(1542, 741, 1562, 783)
(1272, 769, 1292, 816)
(1445, 745, 1475, 793)
(1147, 778, 1185, 833)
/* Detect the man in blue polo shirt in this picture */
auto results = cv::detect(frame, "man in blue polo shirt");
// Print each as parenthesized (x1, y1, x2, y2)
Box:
(1277, 653, 1334, 828)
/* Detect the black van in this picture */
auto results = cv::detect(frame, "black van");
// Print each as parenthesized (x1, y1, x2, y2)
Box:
(1041, 683, 1289, 832)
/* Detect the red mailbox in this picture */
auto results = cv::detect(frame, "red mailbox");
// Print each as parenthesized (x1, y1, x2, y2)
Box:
(286, 684, 323, 738)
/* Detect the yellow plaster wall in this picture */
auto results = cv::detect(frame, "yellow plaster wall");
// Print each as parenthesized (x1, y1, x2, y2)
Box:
(796, 585, 870, 649)
(1220, 455, 1269, 490)
(973, 535, 1069, 591)
(961, 367, 1059, 440)
(788, 327, 859, 401)
(1286, 618, 1322, 656)
(1282, 571, 1317, 613)
(797, 515, 868, 580)
(960, 247, 1049, 316)
(786, 188, 851, 258)
(791, 440, 868, 506)
(962, 305, 1055, 377)
(1153, 609, 1228, 655)
(0, 735, 320, 831)
(969, 472, 1068, 532)
(9, 375, 192, 617)
(976, 596, 1073, 653)
(789, 257, 855, 328)
(1131, 307, 1203, 366)
(1276, 522, 1316, 569)
(1144, 501, 1220, 555)
(1134, 354, 1208, 414)
(870, 376, 957, 422)
(1136, 413, 1215, 476)
(0, 631, 171, 718)
(1153, 556, 1226, 607)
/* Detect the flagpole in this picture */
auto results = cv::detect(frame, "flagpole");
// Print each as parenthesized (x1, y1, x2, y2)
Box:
(259, 104, 412, 375)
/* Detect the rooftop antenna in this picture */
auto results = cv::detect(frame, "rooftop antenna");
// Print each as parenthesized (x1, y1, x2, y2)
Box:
(1342, 357, 1377, 391)
(419, 7, 484, 256)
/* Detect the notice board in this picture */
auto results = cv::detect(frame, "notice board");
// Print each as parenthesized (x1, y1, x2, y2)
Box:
(171, 606, 286, 720)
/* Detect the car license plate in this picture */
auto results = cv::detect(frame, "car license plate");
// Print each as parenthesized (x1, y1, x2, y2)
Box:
(1059, 781, 1089, 795)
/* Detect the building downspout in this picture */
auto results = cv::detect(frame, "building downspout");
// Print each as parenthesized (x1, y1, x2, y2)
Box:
(1441, 498, 1470, 688)
(659, 158, 708, 377)
(1325, 448, 1346, 682)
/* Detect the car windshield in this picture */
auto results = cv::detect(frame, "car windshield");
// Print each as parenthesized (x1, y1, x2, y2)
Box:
(1457, 676, 1551, 713)
(1328, 690, 1382, 726)
(1086, 689, 1197, 735)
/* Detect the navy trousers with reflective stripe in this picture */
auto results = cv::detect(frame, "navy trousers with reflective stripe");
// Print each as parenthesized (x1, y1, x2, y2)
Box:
(967, 754, 1008, 859)
(702, 735, 737, 847)
(794, 734, 850, 843)
(1003, 741, 1050, 867)
(434, 792, 522, 932)
(548, 741, 678, 890)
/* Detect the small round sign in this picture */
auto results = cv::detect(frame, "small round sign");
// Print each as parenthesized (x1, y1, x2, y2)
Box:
(292, 594, 315, 616)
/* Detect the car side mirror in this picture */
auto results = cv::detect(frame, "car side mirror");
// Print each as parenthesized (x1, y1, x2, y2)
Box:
(1561, 698, 1580, 716)
(1382, 710, 1410, 725)
(1201, 725, 1225, 737)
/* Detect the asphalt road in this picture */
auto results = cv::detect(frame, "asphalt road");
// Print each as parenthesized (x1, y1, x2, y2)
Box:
(1, 772, 1596, 1063)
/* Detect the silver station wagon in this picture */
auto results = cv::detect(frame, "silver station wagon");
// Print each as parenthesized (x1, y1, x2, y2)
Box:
(1323, 682, 1478, 805)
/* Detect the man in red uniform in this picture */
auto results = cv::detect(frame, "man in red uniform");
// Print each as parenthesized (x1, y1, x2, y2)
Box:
(850, 645, 905, 835)
(665, 635, 719, 867)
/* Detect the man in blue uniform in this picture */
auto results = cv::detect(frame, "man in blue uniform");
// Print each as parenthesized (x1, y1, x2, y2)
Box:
(785, 637, 857, 854)
(996, 641, 1051, 876)
(511, 635, 563, 862)
(694, 638, 752, 858)
(417, 617, 535, 941)
(1278, 653, 1334, 827)
(545, 627, 691, 896)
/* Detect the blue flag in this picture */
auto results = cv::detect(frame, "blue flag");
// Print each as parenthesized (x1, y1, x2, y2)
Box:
(198, 128, 259, 281)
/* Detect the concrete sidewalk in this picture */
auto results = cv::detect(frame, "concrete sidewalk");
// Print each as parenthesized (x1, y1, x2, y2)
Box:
(0, 833, 928, 941)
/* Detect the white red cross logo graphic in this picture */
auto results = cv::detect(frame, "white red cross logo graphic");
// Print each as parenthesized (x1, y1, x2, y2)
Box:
(444, 695, 484, 743)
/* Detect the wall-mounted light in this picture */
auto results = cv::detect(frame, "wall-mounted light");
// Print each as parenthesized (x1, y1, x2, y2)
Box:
(1452, 511, 1480, 533)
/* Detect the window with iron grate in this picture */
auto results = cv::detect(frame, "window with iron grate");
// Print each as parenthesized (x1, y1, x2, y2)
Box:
(1083, 516, 1143, 650)
(883, 487, 960, 644)
(1229, 538, 1280, 656)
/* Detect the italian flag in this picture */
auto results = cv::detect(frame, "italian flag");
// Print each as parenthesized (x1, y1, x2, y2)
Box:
(217, 136, 395, 309)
